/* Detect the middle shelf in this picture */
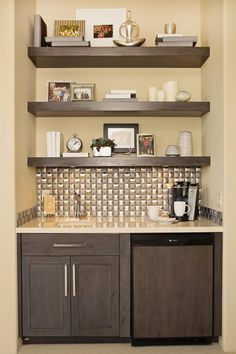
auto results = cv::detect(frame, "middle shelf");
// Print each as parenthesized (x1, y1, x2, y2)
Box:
(28, 156, 210, 168)
(28, 101, 210, 117)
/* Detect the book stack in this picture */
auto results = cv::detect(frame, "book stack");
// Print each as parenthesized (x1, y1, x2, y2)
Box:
(46, 131, 63, 157)
(103, 89, 137, 101)
(45, 36, 90, 47)
(155, 34, 197, 47)
(62, 152, 89, 157)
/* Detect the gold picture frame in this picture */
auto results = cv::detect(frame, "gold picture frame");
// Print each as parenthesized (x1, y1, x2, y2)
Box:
(54, 20, 85, 37)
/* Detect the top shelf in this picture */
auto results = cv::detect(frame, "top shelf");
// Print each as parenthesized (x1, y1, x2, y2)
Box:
(28, 46, 210, 68)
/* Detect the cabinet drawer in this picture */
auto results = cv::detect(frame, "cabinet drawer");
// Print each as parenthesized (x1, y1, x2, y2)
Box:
(21, 233, 119, 256)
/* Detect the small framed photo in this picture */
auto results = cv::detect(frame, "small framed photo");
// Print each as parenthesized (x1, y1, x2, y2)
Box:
(71, 84, 95, 101)
(48, 81, 75, 102)
(76, 8, 126, 47)
(137, 134, 155, 156)
(104, 123, 139, 153)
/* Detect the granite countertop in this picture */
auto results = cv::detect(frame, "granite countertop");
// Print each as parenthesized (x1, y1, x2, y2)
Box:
(16, 216, 223, 234)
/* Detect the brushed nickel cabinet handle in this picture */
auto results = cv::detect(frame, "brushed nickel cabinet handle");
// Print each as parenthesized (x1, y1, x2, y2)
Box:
(64, 264, 68, 297)
(72, 263, 76, 297)
(53, 243, 88, 248)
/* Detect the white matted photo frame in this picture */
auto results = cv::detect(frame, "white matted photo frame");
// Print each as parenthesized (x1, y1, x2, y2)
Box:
(76, 8, 126, 47)
(71, 84, 95, 101)
(104, 123, 139, 153)
(137, 134, 155, 156)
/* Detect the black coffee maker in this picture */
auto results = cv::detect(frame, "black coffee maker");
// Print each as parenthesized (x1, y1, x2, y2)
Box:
(170, 181, 199, 221)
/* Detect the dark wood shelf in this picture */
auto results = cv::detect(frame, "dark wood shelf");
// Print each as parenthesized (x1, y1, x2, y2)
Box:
(28, 47, 210, 68)
(28, 156, 210, 168)
(28, 101, 210, 117)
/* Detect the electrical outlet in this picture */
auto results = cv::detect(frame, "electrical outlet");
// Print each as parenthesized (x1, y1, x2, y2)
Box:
(216, 192, 223, 209)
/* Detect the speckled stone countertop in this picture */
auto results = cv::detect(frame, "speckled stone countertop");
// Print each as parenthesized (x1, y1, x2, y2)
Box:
(16, 216, 223, 234)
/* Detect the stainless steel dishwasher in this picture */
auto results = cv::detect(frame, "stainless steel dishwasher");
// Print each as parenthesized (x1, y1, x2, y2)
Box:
(131, 233, 214, 346)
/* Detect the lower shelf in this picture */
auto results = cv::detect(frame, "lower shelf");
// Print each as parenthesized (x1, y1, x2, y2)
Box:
(27, 156, 210, 168)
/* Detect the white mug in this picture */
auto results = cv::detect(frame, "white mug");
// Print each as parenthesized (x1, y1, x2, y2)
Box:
(174, 201, 190, 217)
(147, 206, 164, 221)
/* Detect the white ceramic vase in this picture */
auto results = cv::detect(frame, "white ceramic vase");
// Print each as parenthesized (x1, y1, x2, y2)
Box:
(178, 131, 193, 156)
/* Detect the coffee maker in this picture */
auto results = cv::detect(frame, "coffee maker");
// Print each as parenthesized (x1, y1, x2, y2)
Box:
(170, 181, 199, 221)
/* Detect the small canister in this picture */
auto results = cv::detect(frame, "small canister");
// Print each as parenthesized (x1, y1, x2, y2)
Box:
(178, 131, 193, 156)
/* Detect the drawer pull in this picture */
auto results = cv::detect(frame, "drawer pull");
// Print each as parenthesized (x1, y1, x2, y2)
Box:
(64, 264, 68, 297)
(72, 263, 76, 297)
(53, 243, 88, 248)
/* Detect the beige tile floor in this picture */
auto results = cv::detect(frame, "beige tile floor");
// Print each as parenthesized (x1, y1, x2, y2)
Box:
(17, 343, 235, 354)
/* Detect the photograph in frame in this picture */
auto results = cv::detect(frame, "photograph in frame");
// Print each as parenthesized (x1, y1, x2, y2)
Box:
(137, 134, 155, 156)
(71, 84, 95, 101)
(104, 123, 139, 153)
(48, 81, 76, 102)
(76, 8, 126, 46)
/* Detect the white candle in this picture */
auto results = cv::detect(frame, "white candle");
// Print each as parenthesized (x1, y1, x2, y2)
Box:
(163, 80, 179, 101)
(156, 90, 165, 101)
(148, 86, 157, 101)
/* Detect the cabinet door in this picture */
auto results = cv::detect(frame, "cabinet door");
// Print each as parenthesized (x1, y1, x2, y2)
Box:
(132, 245, 213, 338)
(71, 256, 119, 336)
(22, 256, 71, 337)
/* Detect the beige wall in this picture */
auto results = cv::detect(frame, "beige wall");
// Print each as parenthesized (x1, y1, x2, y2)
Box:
(202, 0, 236, 351)
(15, 0, 37, 213)
(201, 0, 224, 211)
(0, 2, 17, 354)
(222, 0, 236, 351)
(0, 0, 36, 353)
(36, 0, 202, 157)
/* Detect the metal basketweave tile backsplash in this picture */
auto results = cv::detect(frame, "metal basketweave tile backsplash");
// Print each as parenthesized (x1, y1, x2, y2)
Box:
(36, 167, 201, 218)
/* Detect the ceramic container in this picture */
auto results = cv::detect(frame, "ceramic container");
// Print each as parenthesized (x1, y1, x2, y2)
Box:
(165, 145, 180, 156)
(93, 147, 112, 157)
(178, 131, 193, 156)
(176, 90, 191, 102)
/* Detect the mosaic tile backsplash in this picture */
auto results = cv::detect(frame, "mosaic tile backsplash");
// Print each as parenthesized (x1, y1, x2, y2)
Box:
(36, 167, 201, 218)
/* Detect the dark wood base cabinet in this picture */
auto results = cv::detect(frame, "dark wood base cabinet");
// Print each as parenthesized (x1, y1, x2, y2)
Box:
(18, 233, 130, 342)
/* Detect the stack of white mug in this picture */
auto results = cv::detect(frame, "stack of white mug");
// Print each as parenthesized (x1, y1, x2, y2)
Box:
(178, 131, 193, 156)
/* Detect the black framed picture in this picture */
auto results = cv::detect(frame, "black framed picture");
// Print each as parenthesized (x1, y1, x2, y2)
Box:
(137, 134, 155, 156)
(103, 123, 139, 153)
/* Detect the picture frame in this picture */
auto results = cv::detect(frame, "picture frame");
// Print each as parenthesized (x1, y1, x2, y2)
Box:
(76, 8, 126, 47)
(104, 123, 139, 153)
(54, 20, 85, 38)
(71, 84, 95, 101)
(137, 134, 155, 156)
(48, 81, 76, 102)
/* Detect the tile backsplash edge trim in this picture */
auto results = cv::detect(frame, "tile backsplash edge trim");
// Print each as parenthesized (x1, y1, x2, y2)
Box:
(17, 206, 223, 226)
(200, 206, 223, 226)
(17, 207, 37, 227)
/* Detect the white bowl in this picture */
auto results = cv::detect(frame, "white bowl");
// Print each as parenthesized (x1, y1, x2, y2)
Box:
(165, 145, 180, 156)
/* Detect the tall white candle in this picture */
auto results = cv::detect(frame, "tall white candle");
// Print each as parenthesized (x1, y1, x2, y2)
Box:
(156, 90, 165, 101)
(148, 86, 157, 101)
(163, 80, 179, 101)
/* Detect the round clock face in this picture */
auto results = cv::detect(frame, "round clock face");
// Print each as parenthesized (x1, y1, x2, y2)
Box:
(66, 135, 82, 152)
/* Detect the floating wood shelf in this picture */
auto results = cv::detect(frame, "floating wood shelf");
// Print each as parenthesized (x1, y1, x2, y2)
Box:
(28, 156, 210, 168)
(28, 101, 210, 117)
(28, 47, 210, 68)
